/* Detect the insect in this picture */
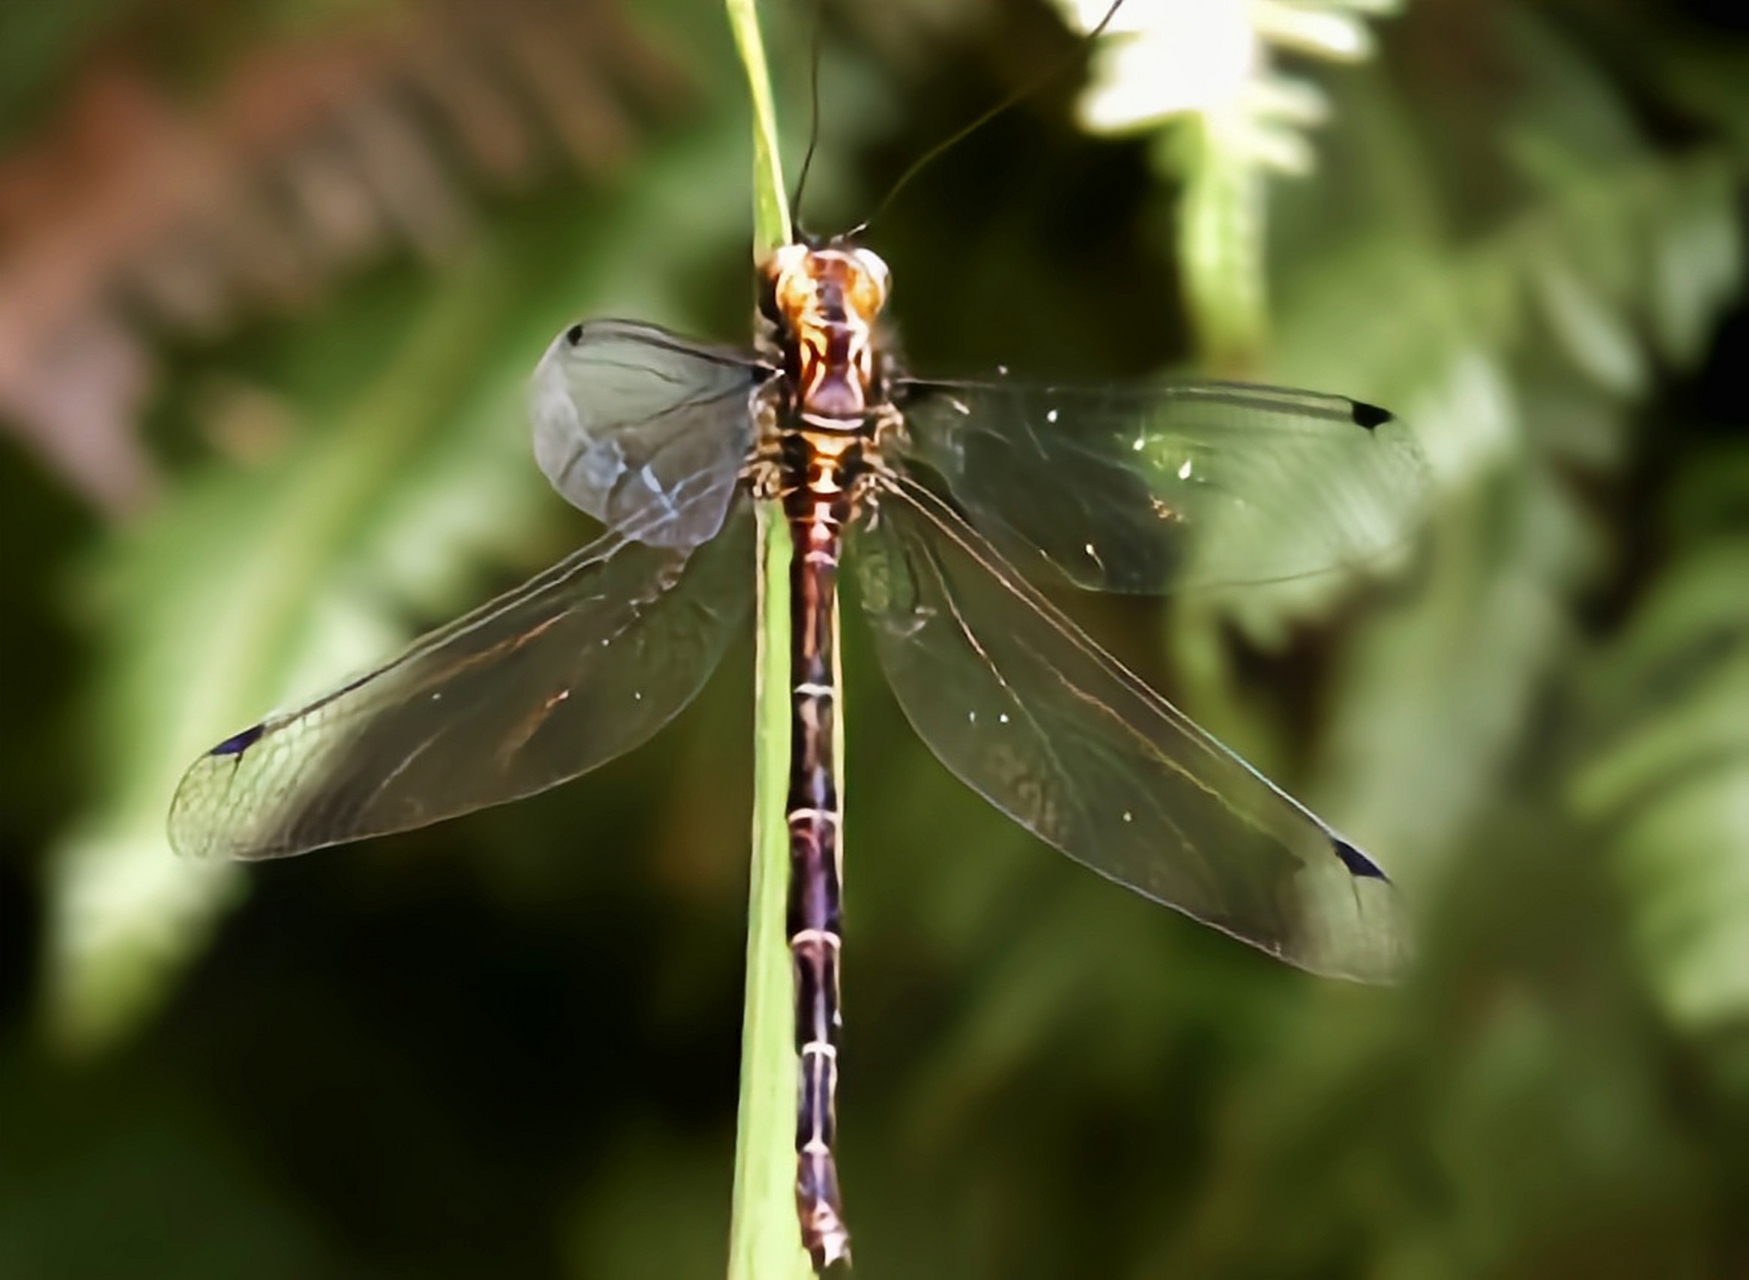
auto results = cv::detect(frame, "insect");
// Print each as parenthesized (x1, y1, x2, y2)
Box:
(168, 232, 1422, 1266)
(167, 11, 1424, 1262)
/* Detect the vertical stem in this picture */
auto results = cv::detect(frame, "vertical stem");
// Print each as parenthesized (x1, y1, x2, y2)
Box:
(727, 0, 793, 259)
(724, 1, 811, 1277)
(730, 507, 813, 1280)
(1160, 109, 1271, 749)
(1167, 113, 1268, 374)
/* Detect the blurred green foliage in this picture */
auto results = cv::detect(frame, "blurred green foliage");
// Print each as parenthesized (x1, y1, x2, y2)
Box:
(3, 0, 1749, 1276)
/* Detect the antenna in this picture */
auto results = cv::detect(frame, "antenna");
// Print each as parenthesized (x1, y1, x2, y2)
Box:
(841, 0, 1128, 241)
(788, 0, 827, 238)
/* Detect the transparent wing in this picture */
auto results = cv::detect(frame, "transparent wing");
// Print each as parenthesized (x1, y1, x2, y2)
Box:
(169, 488, 754, 861)
(530, 319, 767, 548)
(896, 376, 1428, 593)
(852, 475, 1409, 981)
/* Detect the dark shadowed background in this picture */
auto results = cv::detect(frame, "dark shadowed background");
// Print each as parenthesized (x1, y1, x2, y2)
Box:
(3, 0, 1749, 1275)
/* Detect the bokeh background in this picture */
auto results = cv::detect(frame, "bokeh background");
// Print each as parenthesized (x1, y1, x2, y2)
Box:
(4, 0, 1749, 1275)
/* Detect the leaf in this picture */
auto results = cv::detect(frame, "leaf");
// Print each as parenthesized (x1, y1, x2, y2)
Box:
(1531, 254, 1648, 396)
(45, 250, 531, 1052)
(42, 115, 770, 1052)
(1171, 60, 1742, 880)
(1573, 522, 1749, 1030)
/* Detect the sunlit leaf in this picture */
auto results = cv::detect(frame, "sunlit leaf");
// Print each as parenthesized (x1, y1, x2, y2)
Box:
(1575, 523, 1749, 1030)
(43, 121, 766, 1051)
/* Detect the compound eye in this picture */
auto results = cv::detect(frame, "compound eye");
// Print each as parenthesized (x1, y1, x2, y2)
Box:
(760, 246, 815, 327)
(775, 269, 813, 325)
(854, 249, 891, 300)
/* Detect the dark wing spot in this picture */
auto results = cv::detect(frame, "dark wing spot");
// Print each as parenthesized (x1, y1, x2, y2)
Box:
(1350, 400, 1393, 429)
(566, 324, 584, 345)
(210, 724, 265, 757)
(1331, 836, 1389, 880)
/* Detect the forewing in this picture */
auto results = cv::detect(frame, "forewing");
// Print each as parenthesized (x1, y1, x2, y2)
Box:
(169, 493, 754, 860)
(530, 320, 766, 548)
(897, 377, 1427, 593)
(852, 476, 1409, 981)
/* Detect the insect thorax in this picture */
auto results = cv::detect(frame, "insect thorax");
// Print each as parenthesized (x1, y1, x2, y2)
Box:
(755, 242, 902, 516)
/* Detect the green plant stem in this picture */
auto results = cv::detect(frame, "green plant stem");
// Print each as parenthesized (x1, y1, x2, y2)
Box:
(1167, 115, 1268, 373)
(730, 505, 812, 1280)
(728, 0, 792, 259)
(724, 1, 811, 1277)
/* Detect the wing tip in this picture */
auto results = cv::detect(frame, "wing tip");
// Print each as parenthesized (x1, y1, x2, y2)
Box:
(210, 723, 265, 757)
(166, 724, 264, 858)
(1351, 400, 1394, 429)
(1331, 835, 1390, 881)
